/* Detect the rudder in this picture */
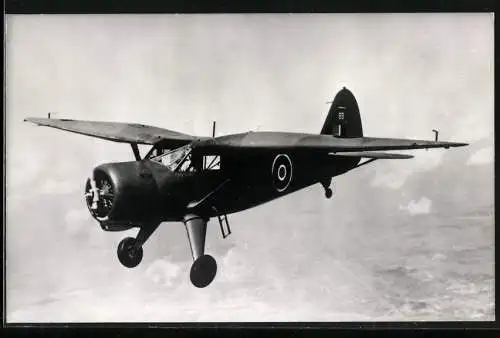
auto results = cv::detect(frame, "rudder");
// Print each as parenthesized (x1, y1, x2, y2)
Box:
(320, 87, 363, 138)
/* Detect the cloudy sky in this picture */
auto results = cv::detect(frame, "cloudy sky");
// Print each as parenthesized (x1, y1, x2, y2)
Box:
(6, 14, 494, 322)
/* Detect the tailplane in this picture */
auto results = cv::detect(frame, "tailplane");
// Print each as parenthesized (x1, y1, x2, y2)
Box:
(320, 87, 363, 138)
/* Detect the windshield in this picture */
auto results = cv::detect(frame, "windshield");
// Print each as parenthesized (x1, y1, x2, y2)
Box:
(150, 145, 195, 172)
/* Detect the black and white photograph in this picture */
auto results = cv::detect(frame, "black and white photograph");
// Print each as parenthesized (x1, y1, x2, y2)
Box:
(5, 13, 494, 322)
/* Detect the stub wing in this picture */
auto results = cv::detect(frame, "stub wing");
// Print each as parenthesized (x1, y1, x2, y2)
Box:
(329, 151, 414, 159)
(187, 179, 232, 215)
(24, 118, 201, 146)
(193, 131, 468, 154)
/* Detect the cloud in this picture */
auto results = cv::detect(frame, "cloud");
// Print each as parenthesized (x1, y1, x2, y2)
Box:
(467, 146, 493, 165)
(6, 146, 44, 193)
(145, 258, 182, 287)
(371, 170, 410, 190)
(411, 150, 445, 171)
(64, 208, 90, 235)
(219, 248, 254, 283)
(38, 179, 77, 195)
(370, 164, 414, 190)
(370, 149, 446, 190)
(400, 196, 432, 215)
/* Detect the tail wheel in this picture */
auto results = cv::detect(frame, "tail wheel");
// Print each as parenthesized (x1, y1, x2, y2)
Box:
(325, 187, 333, 199)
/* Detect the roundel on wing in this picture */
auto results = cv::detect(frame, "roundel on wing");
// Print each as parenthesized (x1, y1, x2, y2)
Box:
(271, 154, 293, 192)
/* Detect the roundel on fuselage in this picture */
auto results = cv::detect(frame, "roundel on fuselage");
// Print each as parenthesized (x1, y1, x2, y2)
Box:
(271, 154, 293, 193)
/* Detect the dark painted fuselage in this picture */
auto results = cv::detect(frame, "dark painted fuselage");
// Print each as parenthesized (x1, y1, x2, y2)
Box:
(204, 150, 360, 216)
(90, 150, 359, 229)
(93, 149, 360, 228)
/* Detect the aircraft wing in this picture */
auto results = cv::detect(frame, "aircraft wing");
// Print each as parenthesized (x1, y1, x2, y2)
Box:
(24, 117, 200, 146)
(192, 131, 468, 154)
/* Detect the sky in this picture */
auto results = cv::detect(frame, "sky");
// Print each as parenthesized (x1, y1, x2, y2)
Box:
(5, 13, 494, 322)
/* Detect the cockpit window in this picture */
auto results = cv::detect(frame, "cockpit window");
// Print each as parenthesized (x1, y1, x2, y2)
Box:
(203, 155, 221, 170)
(150, 145, 195, 172)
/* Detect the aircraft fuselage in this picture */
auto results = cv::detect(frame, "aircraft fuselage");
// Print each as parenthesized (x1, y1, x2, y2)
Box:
(89, 150, 359, 230)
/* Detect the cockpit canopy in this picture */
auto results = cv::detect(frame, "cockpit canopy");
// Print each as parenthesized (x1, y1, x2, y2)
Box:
(149, 144, 194, 172)
(147, 144, 221, 173)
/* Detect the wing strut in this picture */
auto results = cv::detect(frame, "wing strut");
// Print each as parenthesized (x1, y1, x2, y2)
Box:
(131, 143, 141, 161)
(352, 158, 378, 170)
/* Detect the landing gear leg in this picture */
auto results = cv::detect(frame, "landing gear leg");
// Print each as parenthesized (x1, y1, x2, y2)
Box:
(321, 178, 333, 199)
(183, 214, 217, 288)
(117, 223, 159, 268)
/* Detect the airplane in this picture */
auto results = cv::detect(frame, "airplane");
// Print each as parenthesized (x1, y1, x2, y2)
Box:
(24, 87, 468, 288)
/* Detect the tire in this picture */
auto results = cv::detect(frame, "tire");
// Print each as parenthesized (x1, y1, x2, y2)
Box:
(117, 237, 143, 268)
(190, 254, 217, 288)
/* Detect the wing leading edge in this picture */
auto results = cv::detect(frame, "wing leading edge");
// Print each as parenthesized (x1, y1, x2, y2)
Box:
(24, 118, 201, 146)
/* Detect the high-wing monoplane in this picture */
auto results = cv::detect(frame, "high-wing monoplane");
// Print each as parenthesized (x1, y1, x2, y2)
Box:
(25, 87, 468, 287)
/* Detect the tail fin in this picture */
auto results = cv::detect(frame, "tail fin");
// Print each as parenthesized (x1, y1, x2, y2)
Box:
(320, 87, 363, 138)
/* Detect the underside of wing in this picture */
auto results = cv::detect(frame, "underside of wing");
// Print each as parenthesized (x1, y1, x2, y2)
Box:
(24, 118, 200, 146)
(193, 131, 468, 154)
(329, 151, 414, 159)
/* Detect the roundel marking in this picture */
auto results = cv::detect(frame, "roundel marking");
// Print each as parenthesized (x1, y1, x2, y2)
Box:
(271, 154, 293, 192)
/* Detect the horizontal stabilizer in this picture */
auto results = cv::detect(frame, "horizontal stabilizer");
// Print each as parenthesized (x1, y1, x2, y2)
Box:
(329, 151, 414, 159)
(24, 117, 200, 146)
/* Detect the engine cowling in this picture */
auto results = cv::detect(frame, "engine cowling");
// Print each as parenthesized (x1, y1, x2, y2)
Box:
(85, 161, 160, 229)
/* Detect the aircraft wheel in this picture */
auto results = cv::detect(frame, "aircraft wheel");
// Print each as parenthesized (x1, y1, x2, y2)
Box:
(325, 187, 333, 199)
(190, 255, 217, 288)
(117, 237, 143, 268)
